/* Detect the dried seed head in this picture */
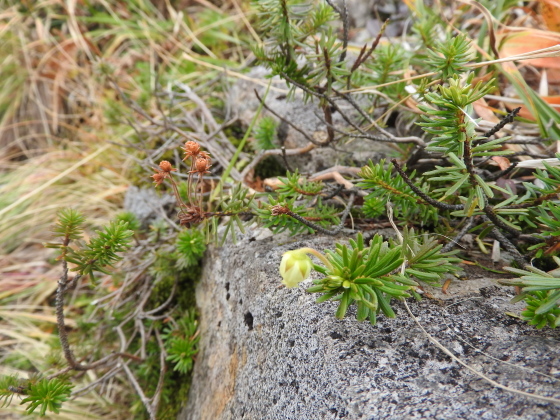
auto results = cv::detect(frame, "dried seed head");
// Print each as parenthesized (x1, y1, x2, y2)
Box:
(182, 141, 201, 159)
(151, 171, 167, 187)
(192, 155, 212, 174)
(158, 160, 176, 173)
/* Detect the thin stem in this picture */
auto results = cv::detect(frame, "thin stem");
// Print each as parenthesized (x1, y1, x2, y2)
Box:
(299, 247, 333, 270)
(286, 192, 356, 236)
(255, 90, 325, 146)
(441, 217, 475, 253)
(482, 216, 526, 266)
(391, 159, 464, 211)
(56, 263, 79, 369)
(482, 107, 521, 138)
(211, 80, 272, 201)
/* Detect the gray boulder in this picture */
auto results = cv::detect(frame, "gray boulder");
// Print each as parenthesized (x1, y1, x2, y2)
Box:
(180, 228, 560, 420)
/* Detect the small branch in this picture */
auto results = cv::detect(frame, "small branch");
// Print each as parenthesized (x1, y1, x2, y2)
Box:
(485, 162, 518, 181)
(482, 205, 521, 238)
(321, 183, 344, 199)
(503, 186, 560, 210)
(324, 0, 340, 13)
(332, 87, 427, 146)
(321, 101, 335, 144)
(482, 216, 526, 266)
(483, 107, 521, 139)
(122, 360, 157, 420)
(286, 192, 356, 235)
(281, 147, 294, 172)
(347, 20, 389, 89)
(402, 300, 560, 405)
(391, 159, 464, 211)
(311, 170, 359, 192)
(56, 262, 79, 369)
(240, 143, 316, 180)
(339, 0, 349, 63)
(463, 131, 520, 238)
(441, 218, 475, 253)
(254, 90, 326, 146)
(70, 365, 122, 397)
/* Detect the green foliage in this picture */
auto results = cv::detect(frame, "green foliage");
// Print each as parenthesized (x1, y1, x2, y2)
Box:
(254, 196, 339, 235)
(212, 184, 254, 244)
(416, 74, 528, 226)
(399, 228, 461, 285)
(116, 211, 141, 232)
(276, 169, 323, 197)
(362, 43, 408, 97)
(306, 232, 459, 324)
(357, 160, 439, 225)
(251, 169, 339, 234)
(500, 261, 560, 328)
(66, 220, 134, 279)
(20, 378, 73, 416)
(176, 228, 206, 269)
(305, 27, 349, 94)
(50, 208, 85, 242)
(253, 0, 347, 100)
(521, 291, 560, 329)
(0, 375, 23, 409)
(253, 116, 278, 150)
(418, 73, 494, 156)
(426, 34, 473, 79)
(163, 310, 200, 374)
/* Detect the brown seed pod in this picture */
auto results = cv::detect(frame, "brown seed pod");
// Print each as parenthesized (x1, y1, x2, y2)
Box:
(182, 141, 201, 159)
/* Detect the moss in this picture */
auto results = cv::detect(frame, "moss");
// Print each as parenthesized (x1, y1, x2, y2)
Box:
(139, 261, 201, 419)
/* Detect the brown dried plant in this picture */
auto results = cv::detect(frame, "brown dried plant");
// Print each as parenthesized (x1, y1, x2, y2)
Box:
(153, 140, 212, 227)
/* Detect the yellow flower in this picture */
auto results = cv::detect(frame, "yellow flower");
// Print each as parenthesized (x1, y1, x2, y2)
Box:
(279, 250, 313, 288)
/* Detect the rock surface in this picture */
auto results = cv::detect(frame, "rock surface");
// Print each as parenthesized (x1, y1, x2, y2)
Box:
(180, 228, 560, 420)
(227, 66, 395, 176)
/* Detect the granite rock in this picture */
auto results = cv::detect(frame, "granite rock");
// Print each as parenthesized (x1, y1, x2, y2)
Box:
(180, 228, 560, 420)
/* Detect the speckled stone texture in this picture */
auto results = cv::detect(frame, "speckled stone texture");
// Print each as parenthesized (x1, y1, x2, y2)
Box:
(179, 229, 560, 420)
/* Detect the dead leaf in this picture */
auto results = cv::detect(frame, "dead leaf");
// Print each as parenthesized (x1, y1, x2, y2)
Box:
(473, 98, 500, 122)
(500, 31, 560, 81)
(492, 156, 511, 170)
(539, 0, 560, 32)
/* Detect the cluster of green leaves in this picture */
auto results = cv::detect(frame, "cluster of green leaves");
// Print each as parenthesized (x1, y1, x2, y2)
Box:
(253, 0, 345, 99)
(499, 261, 560, 328)
(253, 116, 278, 150)
(391, 73, 560, 327)
(20, 378, 73, 417)
(211, 184, 255, 244)
(426, 34, 473, 79)
(0, 369, 73, 416)
(0, 209, 135, 416)
(357, 159, 439, 225)
(307, 232, 460, 325)
(361, 43, 408, 97)
(175, 228, 207, 269)
(276, 169, 323, 196)
(253, 170, 340, 235)
(254, 196, 339, 235)
(163, 310, 200, 374)
(45, 208, 134, 280)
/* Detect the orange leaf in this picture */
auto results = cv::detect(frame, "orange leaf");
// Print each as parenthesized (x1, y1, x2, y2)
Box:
(500, 31, 560, 71)
(491, 156, 511, 170)
(473, 98, 500, 122)
(539, 0, 560, 32)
